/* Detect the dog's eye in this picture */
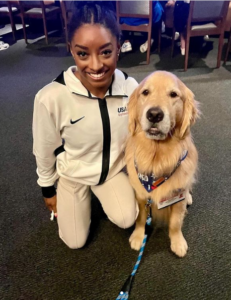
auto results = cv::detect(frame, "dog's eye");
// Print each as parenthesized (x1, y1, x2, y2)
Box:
(142, 89, 149, 96)
(170, 91, 178, 98)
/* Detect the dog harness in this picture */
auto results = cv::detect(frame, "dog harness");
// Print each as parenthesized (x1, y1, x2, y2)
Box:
(135, 150, 188, 192)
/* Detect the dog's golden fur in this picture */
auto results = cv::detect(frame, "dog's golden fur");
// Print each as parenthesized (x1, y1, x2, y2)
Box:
(125, 71, 200, 257)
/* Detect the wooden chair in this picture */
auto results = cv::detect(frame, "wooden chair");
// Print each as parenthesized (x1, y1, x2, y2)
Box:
(18, 0, 68, 49)
(0, 1, 20, 41)
(224, 2, 231, 64)
(182, 1, 230, 71)
(116, 0, 160, 65)
(59, 0, 74, 52)
(224, 26, 231, 63)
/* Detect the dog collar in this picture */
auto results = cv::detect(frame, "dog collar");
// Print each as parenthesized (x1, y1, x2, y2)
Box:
(135, 150, 188, 193)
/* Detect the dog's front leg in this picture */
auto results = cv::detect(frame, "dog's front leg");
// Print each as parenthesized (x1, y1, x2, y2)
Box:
(169, 200, 188, 257)
(129, 199, 148, 251)
(186, 191, 193, 206)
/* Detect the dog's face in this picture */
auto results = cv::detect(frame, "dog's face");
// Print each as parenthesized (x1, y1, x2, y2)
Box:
(128, 71, 199, 140)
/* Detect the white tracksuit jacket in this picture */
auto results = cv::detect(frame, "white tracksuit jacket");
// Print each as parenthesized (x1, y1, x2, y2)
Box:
(33, 66, 138, 193)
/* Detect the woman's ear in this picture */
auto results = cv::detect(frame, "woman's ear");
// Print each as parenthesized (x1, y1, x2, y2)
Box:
(179, 81, 200, 138)
(69, 42, 74, 57)
(128, 88, 138, 136)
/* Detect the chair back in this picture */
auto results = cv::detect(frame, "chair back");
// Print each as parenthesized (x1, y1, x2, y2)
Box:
(183, 1, 230, 71)
(22, 1, 41, 6)
(61, 0, 75, 11)
(117, 0, 150, 17)
(21, 1, 55, 8)
(191, 1, 229, 22)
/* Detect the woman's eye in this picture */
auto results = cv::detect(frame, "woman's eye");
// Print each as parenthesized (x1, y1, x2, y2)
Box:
(102, 49, 112, 56)
(142, 89, 149, 96)
(77, 51, 87, 58)
(170, 91, 178, 98)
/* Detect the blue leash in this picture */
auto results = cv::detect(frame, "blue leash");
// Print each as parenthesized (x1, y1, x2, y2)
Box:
(116, 199, 153, 300)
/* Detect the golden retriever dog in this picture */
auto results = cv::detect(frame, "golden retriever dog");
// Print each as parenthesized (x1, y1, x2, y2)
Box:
(125, 71, 200, 257)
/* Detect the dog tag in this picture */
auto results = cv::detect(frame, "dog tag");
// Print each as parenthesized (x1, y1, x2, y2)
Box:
(157, 189, 186, 209)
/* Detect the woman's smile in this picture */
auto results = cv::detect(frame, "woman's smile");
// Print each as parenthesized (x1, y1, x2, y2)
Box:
(87, 71, 108, 80)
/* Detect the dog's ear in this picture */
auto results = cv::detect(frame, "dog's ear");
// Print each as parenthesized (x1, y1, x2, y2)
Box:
(179, 81, 200, 138)
(128, 87, 138, 136)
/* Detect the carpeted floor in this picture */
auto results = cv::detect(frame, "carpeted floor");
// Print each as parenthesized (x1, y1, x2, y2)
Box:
(0, 22, 231, 300)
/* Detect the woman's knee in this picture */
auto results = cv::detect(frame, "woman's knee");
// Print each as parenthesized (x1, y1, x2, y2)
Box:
(59, 229, 89, 249)
(109, 209, 137, 229)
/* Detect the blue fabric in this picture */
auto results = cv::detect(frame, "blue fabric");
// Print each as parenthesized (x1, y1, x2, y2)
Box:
(120, 1, 163, 26)
(137, 172, 156, 193)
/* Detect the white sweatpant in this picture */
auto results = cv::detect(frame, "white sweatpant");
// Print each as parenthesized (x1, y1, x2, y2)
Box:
(56, 172, 138, 249)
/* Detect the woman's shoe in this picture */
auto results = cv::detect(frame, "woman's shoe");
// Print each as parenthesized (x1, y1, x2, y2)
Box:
(140, 39, 154, 53)
(174, 32, 180, 40)
(121, 41, 132, 53)
(181, 47, 185, 56)
(0, 42, 9, 51)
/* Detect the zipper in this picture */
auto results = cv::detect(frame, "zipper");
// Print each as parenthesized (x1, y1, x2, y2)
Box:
(97, 98, 111, 185)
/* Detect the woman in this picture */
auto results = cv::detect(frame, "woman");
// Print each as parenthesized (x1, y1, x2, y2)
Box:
(33, 1, 138, 249)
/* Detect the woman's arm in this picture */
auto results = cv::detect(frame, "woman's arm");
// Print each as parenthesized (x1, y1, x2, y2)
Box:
(32, 94, 62, 197)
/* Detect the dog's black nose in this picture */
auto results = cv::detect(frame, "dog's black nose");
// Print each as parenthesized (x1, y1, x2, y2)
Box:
(146, 107, 164, 123)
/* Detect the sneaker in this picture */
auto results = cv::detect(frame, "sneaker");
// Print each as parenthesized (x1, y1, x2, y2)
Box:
(121, 41, 132, 53)
(181, 47, 185, 56)
(140, 39, 154, 53)
(174, 32, 180, 40)
(0, 42, 9, 51)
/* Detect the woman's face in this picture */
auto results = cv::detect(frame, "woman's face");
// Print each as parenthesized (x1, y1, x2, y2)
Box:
(70, 24, 120, 98)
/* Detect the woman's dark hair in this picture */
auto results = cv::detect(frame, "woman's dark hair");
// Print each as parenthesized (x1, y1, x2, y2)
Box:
(68, 1, 120, 43)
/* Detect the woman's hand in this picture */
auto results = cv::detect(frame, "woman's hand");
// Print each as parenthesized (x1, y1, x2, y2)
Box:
(44, 195, 57, 213)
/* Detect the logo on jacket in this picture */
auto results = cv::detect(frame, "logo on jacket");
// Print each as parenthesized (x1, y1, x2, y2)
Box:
(70, 116, 85, 124)
(118, 106, 128, 116)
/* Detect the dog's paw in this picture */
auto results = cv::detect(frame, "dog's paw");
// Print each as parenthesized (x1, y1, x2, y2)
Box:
(170, 234, 188, 257)
(129, 230, 145, 251)
(187, 193, 193, 206)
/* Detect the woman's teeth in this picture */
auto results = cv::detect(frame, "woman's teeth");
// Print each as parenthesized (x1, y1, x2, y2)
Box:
(88, 72, 105, 79)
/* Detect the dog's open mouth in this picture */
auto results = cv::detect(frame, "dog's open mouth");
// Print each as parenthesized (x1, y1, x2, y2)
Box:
(147, 127, 162, 136)
(146, 127, 167, 140)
